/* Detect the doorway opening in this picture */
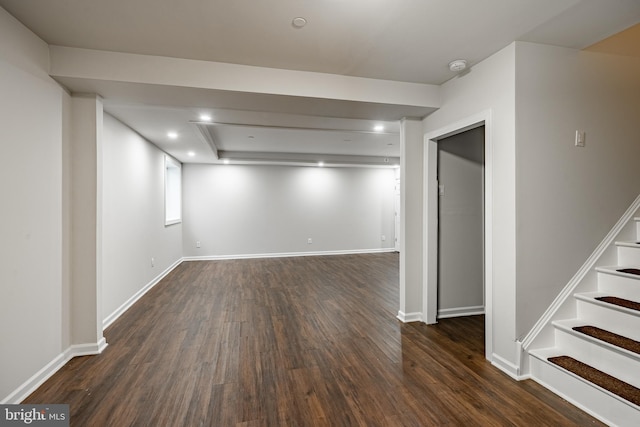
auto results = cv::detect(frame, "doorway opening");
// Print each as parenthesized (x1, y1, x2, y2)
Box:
(423, 112, 492, 360)
(437, 127, 485, 320)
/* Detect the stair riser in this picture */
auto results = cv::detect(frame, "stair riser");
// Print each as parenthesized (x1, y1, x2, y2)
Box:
(530, 355, 640, 427)
(576, 300, 640, 341)
(555, 329, 640, 388)
(597, 272, 640, 302)
(617, 245, 640, 265)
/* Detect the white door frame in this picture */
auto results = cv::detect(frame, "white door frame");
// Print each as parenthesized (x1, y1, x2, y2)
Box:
(423, 110, 493, 360)
(394, 177, 401, 252)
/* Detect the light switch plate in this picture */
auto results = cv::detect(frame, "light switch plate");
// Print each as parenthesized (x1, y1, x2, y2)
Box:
(575, 130, 585, 147)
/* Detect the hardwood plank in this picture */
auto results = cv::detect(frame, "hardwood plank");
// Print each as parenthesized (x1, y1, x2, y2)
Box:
(23, 253, 603, 426)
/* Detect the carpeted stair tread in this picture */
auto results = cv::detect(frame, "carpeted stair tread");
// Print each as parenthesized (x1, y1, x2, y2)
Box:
(572, 325, 640, 355)
(596, 296, 640, 313)
(617, 268, 640, 275)
(548, 356, 640, 406)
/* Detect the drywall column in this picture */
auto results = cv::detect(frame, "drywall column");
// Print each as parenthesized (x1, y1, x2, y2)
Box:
(398, 118, 424, 321)
(70, 94, 106, 351)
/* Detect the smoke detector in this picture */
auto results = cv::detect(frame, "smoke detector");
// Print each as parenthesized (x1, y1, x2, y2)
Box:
(448, 59, 467, 72)
(292, 17, 307, 28)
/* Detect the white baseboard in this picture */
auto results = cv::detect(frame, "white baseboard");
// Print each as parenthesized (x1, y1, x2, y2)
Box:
(491, 352, 527, 380)
(183, 248, 396, 262)
(68, 337, 108, 357)
(103, 258, 183, 329)
(4, 256, 182, 404)
(397, 311, 423, 323)
(437, 305, 484, 319)
(1, 339, 108, 404)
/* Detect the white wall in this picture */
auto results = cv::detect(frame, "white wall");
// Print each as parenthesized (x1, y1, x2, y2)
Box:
(422, 41, 640, 374)
(399, 118, 425, 319)
(69, 95, 104, 347)
(182, 164, 396, 257)
(423, 43, 517, 367)
(101, 114, 183, 322)
(514, 42, 640, 338)
(0, 8, 68, 401)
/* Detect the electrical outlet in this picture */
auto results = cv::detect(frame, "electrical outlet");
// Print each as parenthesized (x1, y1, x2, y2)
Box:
(196, 240, 201, 248)
(307, 238, 312, 244)
(575, 130, 586, 147)
(151, 257, 155, 267)
(381, 235, 386, 241)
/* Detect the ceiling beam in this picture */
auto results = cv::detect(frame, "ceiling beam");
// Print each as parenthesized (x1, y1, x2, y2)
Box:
(218, 150, 399, 167)
(49, 46, 440, 110)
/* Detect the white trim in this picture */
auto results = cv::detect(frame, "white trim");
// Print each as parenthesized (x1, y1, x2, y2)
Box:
(437, 305, 485, 319)
(575, 291, 640, 318)
(397, 311, 423, 323)
(491, 353, 526, 380)
(596, 265, 640, 280)
(528, 377, 619, 427)
(1, 354, 67, 405)
(4, 253, 184, 404)
(103, 257, 183, 329)
(423, 110, 493, 360)
(423, 129, 438, 325)
(1, 339, 108, 404)
(70, 337, 108, 356)
(520, 193, 640, 352)
(529, 358, 638, 425)
(183, 248, 396, 262)
(615, 241, 640, 248)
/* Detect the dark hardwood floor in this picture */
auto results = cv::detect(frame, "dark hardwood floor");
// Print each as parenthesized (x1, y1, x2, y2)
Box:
(25, 253, 603, 426)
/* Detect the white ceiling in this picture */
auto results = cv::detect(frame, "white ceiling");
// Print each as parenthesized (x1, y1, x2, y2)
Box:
(2, 0, 639, 165)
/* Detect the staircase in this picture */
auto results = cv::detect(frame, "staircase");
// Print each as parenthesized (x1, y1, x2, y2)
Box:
(527, 216, 640, 426)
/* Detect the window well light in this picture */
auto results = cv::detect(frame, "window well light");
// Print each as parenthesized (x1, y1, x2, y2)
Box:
(187, 151, 195, 157)
(318, 161, 324, 167)
(199, 114, 212, 122)
(223, 159, 230, 164)
(373, 125, 384, 132)
(167, 131, 178, 139)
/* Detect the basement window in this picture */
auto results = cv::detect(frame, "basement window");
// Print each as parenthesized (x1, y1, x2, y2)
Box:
(165, 156, 182, 226)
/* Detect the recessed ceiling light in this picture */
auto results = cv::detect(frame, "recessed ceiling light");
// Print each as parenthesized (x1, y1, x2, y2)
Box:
(167, 131, 178, 139)
(187, 151, 195, 157)
(292, 17, 307, 28)
(318, 161, 324, 167)
(223, 159, 230, 164)
(199, 114, 212, 121)
(374, 125, 385, 132)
